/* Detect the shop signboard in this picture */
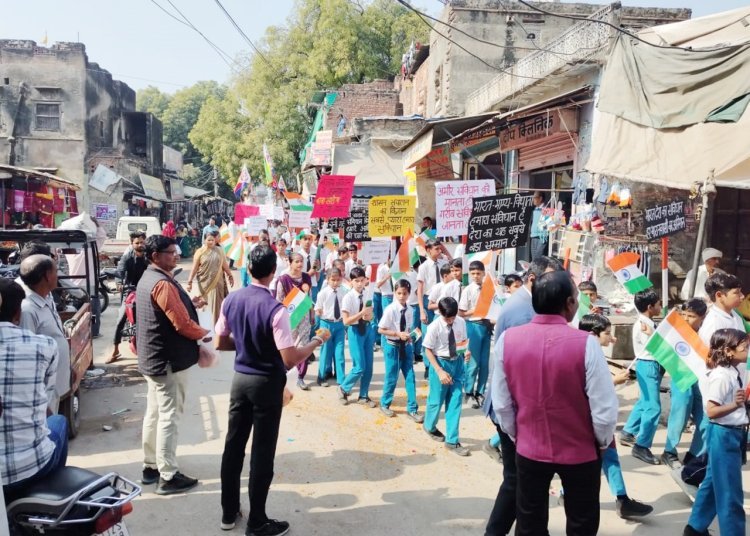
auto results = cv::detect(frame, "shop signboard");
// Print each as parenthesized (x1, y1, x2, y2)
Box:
(466, 193, 534, 253)
(415, 145, 452, 181)
(500, 109, 578, 152)
(643, 199, 687, 241)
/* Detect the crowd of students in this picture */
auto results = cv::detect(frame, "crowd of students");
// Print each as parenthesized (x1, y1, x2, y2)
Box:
(241, 229, 748, 534)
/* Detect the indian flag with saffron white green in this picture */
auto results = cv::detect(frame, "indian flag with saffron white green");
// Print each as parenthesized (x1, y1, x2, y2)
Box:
(391, 229, 419, 277)
(645, 310, 708, 391)
(282, 287, 314, 330)
(606, 252, 653, 294)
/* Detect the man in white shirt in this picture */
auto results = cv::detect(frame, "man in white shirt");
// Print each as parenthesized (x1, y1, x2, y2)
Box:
(681, 247, 723, 301)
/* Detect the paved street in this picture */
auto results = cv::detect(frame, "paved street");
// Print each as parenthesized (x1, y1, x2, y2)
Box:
(70, 268, 746, 535)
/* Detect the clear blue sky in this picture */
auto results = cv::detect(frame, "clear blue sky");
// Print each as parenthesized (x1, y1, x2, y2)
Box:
(0, 0, 746, 94)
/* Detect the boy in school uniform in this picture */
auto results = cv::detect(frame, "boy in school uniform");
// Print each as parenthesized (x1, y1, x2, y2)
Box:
(698, 272, 745, 346)
(442, 258, 463, 302)
(378, 279, 424, 423)
(404, 262, 422, 363)
(427, 264, 453, 314)
(459, 261, 492, 408)
(619, 289, 664, 465)
(417, 239, 451, 346)
(423, 297, 471, 456)
(315, 268, 346, 387)
(297, 230, 320, 301)
(372, 260, 393, 326)
(338, 267, 377, 408)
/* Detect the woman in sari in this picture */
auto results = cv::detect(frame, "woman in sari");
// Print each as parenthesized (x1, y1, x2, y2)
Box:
(275, 252, 314, 390)
(186, 231, 233, 324)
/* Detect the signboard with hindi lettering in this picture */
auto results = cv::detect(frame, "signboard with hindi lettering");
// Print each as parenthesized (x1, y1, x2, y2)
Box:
(466, 194, 534, 253)
(644, 199, 687, 241)
(435, 179, 496, 237)
(500, 109, 578, 152)
(311, 175, 355, 219)
(368, 196, 417, 238)
(244, 216, 266, 237)
(288, 209, 312, 230)
(344, 208, 370, 242)
(361, 239, 393, 265)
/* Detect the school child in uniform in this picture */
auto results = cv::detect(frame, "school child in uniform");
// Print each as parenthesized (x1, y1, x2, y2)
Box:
(417, 239, 450, 354)
(373, 260, 393, 326)
(459, 260, 492, 409)
(579, 313, 654, 520)
(698, 272, 746, 346)
(684, 328, 749, 536)
(338, 266, 377, 408)
(442, 258, 463, 302)
(423, 297, 471, 456)
(405, 261, 422, 364)
(427, 264, 453, 314)
(662, 298, 708, 468)
(378, 279, 424, 423)
(315, 268, 346, 387)
(503, 273, 522, 294)
(619, 289, 664, 465)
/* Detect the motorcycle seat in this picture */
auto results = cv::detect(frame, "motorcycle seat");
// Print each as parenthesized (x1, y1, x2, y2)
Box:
(6, 466, 103, 505)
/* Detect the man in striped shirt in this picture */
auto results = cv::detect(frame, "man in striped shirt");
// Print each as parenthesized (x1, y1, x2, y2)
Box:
(0, 279, 67, 494)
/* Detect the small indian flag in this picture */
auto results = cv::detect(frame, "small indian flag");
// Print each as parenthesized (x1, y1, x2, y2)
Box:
(415, 228, 436, 255)
(471, 274, 498, 321)
(284, 191, 313, 211)
(282, 287, 314, 330)
(645, 310, 708, 391)
(456, 339, 469, 356)
(219, 223, 232, 253)
(576, 292, 592, 321)
(607, 252, 653, 294)
(227, 235, 247, 269)
(391, 229, 419, 277)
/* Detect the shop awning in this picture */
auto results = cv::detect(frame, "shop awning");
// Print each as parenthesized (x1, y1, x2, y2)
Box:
(137, 173, 168, 201)
(331, 144, 404, 188)
(0, 164, 80, 190)
(183, 186, 210, 199)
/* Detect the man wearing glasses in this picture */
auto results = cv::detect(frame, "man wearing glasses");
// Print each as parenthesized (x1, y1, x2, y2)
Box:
(136, 235, 209, 495)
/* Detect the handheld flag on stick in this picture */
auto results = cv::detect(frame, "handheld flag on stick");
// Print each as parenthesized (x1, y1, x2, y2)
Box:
(234, 164, 251, 199)
(218, 223, 232, 253)
(576, 292, 592, 321)
(391, 229, 419, 277)
(607, 252, 653, 294)
(263, 143, 276, 185)
(415, 228, 436, 256)
(471, 274, 501, 321)
(644, 310, 708, 391)
(227, 235, 248, 269)
(282, 287, 314, 330)
(284, 191, 313, 211)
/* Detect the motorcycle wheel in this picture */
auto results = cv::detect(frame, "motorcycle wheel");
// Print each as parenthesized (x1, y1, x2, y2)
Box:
(98, 284, 110, 313)
(60, 389, 80, 439)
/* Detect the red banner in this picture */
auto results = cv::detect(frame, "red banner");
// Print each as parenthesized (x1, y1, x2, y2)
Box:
(311, 175, 355, 219)
(234, 204, 260, 224)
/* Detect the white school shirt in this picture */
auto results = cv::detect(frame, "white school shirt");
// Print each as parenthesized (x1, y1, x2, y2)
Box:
(315, 285, 343, 321)
(458, 281, 482, 312)
(698, 306, 746, 346)
(375, 263, 393, 296)
(379, 301, 413, 341)
(297, 246, 319, 286)
(492, 333, 619, 447)
(417, 258, 447, 290)
(423, 316, 468, 358)
(402, 270, 419, 306)
(345, 258, 361, 277)
(632, 314, 656, 361)
(704, 365, 749, 426)
(442, 279, 461, 302)
(428, 282, 446, 304)
(341, 288, 366, 316)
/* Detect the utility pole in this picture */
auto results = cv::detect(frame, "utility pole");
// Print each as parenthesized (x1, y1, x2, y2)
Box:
(212, 167, 219, 197)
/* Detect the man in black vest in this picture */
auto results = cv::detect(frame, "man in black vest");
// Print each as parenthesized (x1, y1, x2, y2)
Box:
(136, 235, 209, 496)
(216, 245, 330, 536)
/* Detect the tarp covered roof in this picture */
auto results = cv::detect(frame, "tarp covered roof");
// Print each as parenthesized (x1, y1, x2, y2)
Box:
(331, 144, 404, 188)
(585, 7, 750, 189)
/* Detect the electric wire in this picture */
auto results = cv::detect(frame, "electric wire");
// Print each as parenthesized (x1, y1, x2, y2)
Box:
(211, 0, 273, 68)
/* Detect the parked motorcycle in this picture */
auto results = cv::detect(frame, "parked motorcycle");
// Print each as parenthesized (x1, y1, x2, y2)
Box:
(6, 467, 141, 535)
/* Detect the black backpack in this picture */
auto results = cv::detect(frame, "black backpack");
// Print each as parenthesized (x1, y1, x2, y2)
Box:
(681, 453, 707, 487)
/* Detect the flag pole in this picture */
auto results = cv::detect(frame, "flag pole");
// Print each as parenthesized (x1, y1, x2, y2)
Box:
(661, 237, 669, 315)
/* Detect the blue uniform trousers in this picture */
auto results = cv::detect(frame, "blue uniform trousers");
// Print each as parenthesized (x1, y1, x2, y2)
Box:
(410, 304, 423, 359)
(340, 325, 375, 399)
(623, 360, 664, 448)
(381, 340, 418, 413)
(464, 320, 490, 396)
(665, 380, 706, 456)
(318, 319, 345, 382)
(601, 444, 627, 497)
(424, 357, 464, 445)
(420, 296, 434, 370)
(688, 423, 746, 535)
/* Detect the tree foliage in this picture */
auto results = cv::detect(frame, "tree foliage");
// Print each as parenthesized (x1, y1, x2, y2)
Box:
(189, 0, 428, 188)
(135, 86, 171, 119)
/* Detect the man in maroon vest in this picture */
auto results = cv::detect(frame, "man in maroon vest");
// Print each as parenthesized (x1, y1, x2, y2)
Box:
(491, 271, 618, 535)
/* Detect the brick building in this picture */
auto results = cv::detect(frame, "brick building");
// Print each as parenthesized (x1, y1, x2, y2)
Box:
(325, 80, 402, 139)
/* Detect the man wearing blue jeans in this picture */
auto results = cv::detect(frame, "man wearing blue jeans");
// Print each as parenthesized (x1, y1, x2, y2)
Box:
(0, 280, 68, 495)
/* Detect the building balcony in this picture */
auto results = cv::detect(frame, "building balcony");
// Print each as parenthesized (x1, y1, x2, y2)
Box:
(465, 3, 617, 115)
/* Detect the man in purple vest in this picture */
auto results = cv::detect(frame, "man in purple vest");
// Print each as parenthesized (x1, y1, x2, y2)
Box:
(216, 245, 330, 536)
(492, 271, 618, 535)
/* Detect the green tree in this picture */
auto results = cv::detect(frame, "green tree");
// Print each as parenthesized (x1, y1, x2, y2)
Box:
(189, 0, 427, 188)
(135, 86, 171, 119)
(162, 81, 226, 161)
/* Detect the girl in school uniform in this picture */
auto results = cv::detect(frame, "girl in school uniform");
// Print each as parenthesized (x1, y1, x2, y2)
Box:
(685, 328, 749, 536)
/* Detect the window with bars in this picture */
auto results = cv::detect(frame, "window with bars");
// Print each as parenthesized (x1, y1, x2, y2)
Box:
(35, 103, 61, 131)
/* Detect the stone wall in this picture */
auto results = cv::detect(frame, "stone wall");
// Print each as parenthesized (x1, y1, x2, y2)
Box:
(326, 80, 401, 131)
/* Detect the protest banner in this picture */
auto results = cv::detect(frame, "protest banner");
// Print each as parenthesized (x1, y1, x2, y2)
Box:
(311, 175, 355, 219)
(344, 208, 370, 242)
(435, 179, 495, 237)
(288, 209, 312, 230)
(368, 196, 417, 238)
(361, 239, 393, 265)
(643, 199, 687, 241)
(244, 216, 266, 237)
(466, 193, 534, 253)
(234, 204, 260, 225)
(259, 204, 275, 219)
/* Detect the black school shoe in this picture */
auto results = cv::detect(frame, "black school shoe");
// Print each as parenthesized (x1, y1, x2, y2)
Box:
(616, 497, 653, 519)
(154, 472, 199, 495)
(246, 519, 290, 536)
(141, 467, 160, 485)
(632, 445, 660, 465)
(221, 511, 243, 531)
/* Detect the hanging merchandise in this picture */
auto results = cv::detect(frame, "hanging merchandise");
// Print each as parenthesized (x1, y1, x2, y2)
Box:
(591, 212, 605, 233)
(606, 181, 621, 206)
(597, 176, 610, 204)
(618, 187, 632, 208)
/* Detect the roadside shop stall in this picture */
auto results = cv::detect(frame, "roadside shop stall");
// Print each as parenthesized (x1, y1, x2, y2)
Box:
(0, 164, 80, 228)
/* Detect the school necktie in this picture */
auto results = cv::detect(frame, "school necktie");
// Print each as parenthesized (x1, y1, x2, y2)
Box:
(399, 307, 407, 332)
(448, 324, 457, 358)
(357, 293, 367, 334)
(306, 255, 311, 272)
(434, 262, 440, 285)
(398, 307, 407, 359)
(333, 289, 341, 320)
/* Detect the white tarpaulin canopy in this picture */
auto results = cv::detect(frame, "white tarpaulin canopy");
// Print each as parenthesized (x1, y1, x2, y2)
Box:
(585, 7, 750, 189)
(331, 143, 404, 187)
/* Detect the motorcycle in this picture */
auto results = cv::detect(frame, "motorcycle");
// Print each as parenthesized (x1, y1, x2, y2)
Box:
(6, 466, 141, 535)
